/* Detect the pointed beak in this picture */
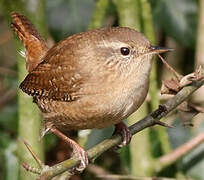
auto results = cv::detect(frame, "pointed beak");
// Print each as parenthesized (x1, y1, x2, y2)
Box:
(149, 45, 173, 54)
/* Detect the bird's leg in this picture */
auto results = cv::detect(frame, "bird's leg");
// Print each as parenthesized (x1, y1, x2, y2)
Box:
(113, 122, 132, 148)
(49, 127, 89, 173)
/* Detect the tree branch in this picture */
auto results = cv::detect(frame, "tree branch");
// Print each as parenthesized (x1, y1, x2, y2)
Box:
(26, 79, 203, 180)
(159, 131, 204, 167)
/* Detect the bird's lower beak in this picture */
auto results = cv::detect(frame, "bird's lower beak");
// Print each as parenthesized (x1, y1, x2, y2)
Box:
(149, 45, 173, 54)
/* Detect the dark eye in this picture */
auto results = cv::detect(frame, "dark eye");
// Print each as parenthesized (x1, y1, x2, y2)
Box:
(120, 47, 130, 56)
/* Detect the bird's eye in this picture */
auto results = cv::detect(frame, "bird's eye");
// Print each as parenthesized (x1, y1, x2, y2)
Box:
(120, 47, 130, 56)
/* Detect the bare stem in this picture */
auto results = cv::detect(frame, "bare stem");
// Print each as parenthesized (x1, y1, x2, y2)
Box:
(158, 54, 183, 80)
(159, 131, 204, 166)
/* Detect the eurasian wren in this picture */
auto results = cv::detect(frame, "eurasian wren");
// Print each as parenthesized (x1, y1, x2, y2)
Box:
(11, 12, 171, 172)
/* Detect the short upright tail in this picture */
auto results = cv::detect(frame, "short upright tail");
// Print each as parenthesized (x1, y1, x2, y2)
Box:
(11, 12, 49, 72)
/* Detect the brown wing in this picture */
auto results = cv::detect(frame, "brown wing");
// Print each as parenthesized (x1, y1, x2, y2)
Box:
(19, 42, 85, 102)
(11, 12, 49, 72)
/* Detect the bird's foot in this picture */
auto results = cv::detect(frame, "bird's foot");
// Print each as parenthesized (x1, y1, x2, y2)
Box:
(70, 144, 89, 174)
(113, 122, 132, 148)
(22, 136, 88, 179)
(50, 127, 89, 174)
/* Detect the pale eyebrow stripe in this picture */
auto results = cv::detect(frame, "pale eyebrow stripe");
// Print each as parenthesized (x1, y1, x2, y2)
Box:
(97, 39, 129, 50)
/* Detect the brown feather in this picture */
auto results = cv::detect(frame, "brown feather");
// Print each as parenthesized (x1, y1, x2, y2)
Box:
(19, 39, 85, 102)
(11, 12, 49, 72)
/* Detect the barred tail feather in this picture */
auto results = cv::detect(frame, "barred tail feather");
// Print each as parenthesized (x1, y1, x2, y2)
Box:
(11, 12, 49, 72)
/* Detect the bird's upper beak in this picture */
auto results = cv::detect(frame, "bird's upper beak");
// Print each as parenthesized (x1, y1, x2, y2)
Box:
(149, 45, 173, 54)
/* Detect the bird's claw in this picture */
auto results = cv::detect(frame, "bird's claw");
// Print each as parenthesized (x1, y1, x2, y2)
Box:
(23, 139, 88, 178)
(70, 147, 89, 174)
(113, 122, 132, 149)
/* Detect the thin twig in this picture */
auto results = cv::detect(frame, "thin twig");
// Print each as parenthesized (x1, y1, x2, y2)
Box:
(24, 140, 44, 168)
(154, 120, 173, 128)
(159, 131, 204, 166)
(158, 54, 183, 80)
(22, 162, 41, 175)
(87, 164, 114, 180)
(97, 174, 193, 180)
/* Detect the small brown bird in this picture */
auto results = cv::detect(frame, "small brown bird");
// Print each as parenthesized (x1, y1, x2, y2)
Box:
(11, 12, 171, 172)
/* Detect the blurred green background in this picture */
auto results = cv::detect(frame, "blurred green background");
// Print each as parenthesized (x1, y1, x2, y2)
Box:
(0, 0, 204, 180)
